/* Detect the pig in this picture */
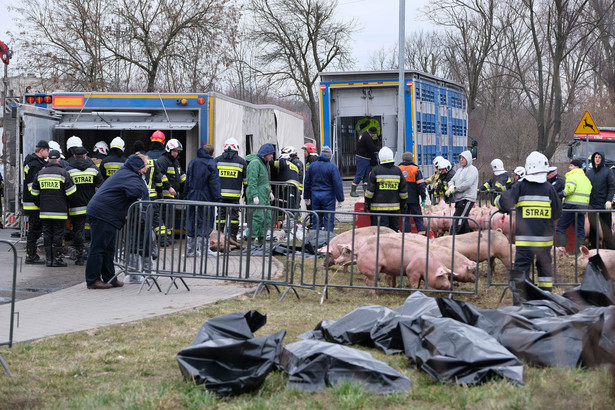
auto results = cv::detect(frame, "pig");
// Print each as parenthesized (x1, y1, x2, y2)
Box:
(355, 236, 452, 295)
(432, 229, 512, 274)
(208, 230, 242, 252)
(318, 226, 395, 268)
(336, 232, 428, 267)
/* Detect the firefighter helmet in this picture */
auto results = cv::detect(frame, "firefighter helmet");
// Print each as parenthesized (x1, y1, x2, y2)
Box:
(433, 155, 444, 168)
(281, 146, 296, 158)
(302, 143, 316, 154)
(513, 166, 525, 179)
(66, 136, 83, 150)
(378, 147, 394, 164)
(491, 158, 505, 175)
(110, 136, 125, 151)
(166, 138, 183, 152)
(524, 151, 549, 183)
(48, 141, 62, 155)
(93, 140, 109, 155)
(438, 159, 452, 171)
(223, 138, 240, 152)
(150, 130, 165, 144)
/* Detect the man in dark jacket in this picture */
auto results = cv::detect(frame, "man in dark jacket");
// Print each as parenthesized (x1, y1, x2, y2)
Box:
(398, 152, 426, 234)
(364, 147, 408, 232)
(85, 154, 149, 289)
(303, 146, 344, 231)
(31, 150, 77, 267)
(547, 166, 565, 194)
(215, 138, 247, 241)
(100, 137, 126, 179)
(185, 145, 222, 256)
(23, 140, 50, 264)
(66, 147, 104, 265)
(585, 152, 615, 249)
(351, 126, 380, 197)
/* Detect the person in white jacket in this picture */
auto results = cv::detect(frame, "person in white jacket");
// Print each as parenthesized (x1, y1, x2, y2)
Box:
(444, 150, 478, 235)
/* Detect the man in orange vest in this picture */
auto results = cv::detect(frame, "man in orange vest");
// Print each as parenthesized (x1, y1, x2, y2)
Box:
(398, 152, 426, 234)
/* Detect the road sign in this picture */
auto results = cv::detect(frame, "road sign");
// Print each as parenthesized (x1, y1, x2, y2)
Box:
(574, 111, 599, 135)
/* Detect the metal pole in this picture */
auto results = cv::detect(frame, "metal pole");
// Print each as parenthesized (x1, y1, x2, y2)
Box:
(396, 0, 406, 163)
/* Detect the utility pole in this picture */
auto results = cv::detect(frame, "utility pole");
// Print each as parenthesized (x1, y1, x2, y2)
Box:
(396, 0, 405, 164)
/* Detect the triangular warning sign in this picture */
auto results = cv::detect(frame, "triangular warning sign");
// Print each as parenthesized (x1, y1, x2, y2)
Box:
(574, 111, 599, 135)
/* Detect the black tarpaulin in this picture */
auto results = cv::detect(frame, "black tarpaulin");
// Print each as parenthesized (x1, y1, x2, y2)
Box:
(280, 339, 411, 393)
(303, 230, 336, 255)
(399, 315, 525, 385)
(177, 310, 286, 397)
(579, 254, 615, 306)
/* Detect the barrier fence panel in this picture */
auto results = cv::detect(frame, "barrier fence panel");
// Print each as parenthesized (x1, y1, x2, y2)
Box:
(0, 239, 19, 376)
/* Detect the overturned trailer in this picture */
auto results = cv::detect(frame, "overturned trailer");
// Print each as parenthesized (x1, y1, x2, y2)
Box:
(2, 92, 304, 228)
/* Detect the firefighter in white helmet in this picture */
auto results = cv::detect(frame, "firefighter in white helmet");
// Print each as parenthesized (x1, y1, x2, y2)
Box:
(480, 158, 512, 193)
(495, 152, 562, 294)
(100, 136, 126, 179)
(90, 141, 109, 168)
(364, 147, 408, 231)
(510, 166, 525, 187)
(425, 155, 446, 201)
(214, 138, 247, 240)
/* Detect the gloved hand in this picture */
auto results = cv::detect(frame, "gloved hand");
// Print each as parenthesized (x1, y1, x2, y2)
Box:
(445, 185, 456, 197)
(363, 202, 370, 213)
(606, 201, 612, 210)
(420, 200, 426, 207)
(270, 192, 275, 202)
(558, 190, 566, 199)
(253, 197, 260, 205)
(305, 199, 311, 206)
(337, 201, 343, 208)
(424, 195, 432, 206)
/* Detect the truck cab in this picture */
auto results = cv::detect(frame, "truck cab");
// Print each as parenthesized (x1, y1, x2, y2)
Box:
(568, 127, 615, 168)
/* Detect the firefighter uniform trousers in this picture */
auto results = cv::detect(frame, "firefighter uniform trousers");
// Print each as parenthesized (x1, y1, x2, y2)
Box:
(215, 151, 247, 239)
(157, 152, 187, 239)
(23, 153, 47, 262)
(364, 164, 408, 232)
(31, 164, 77, 266)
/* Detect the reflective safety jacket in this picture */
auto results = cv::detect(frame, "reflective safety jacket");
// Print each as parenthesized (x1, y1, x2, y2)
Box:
(89, 152, 106, 168)
(66, 158, 104, 216)
(481, 172, 511, 192)
(398, 161, 426, 203)
(100, 150, 126, 180)
(434, 169, 455, 196)
(562, 168, 592, 208)
(274, 157, 303, 192)
(365, 163, 408, 211)
(215, 150, 247, 200)
(22, 153, 47, 212)
(156, 152, 186, 198)
(305, 153, 318, 170)
(31, 163, 77, 219)
(495, 179, 562, 248)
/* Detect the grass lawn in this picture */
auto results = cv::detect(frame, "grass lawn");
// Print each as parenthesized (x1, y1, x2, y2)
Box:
(1, 227, 614, 409)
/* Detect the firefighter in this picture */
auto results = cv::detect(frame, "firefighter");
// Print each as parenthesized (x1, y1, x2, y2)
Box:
(146, 130, 166, 160)
(425, 155, 445, 202)
(301, 143, 318, 170)
(510, 166, 525, 187)
(274, 146, 303, 220)
(351, 126, 381, 197)
(23, 140, 50, 264)
(66, 147, 104, 265)
(156, 138, 186, 238)
(100, 137, 126, 179)
(30, 150, 77, 267)
(433, 159, 455, 202)
(90, 141, 109, 168)
(398, 151, 427, 234)
(480, 158, 512, 196)
(215, 137, 247, 241)
(495, 151, 562, 292)
(364, 147, 408, 232)
(66, 135, 83, 158)
(48, 141, 70, 168)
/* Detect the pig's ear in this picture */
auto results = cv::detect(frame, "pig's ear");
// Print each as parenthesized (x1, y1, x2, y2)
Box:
(580, 246, 589, 256)
(338, 243, 350, 252)
(451, 271, 460, 277)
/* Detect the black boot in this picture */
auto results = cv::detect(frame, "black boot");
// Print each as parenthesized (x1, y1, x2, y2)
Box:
(45, 246, 53, 267)
(51, 246, 67, 267)
(74, 249, 85, 266)
(26, 243, 46, 265)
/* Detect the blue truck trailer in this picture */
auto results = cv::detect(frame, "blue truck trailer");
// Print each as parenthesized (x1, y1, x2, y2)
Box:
(319, 70, 468, 178)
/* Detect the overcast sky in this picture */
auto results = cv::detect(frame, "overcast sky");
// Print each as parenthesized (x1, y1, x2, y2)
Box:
(0, 0, 434, 69)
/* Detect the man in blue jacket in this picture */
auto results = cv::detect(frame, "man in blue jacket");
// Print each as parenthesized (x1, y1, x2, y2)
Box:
(303, 146, 344, 231)
(85, 153, 150, 289)
(185, 145, 222, 256)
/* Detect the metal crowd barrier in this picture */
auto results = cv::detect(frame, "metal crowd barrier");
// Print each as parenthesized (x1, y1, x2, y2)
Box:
(0, 239, 18, 376)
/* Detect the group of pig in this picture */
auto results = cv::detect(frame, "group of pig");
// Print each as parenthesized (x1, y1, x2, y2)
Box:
(320, 225, 512, 294)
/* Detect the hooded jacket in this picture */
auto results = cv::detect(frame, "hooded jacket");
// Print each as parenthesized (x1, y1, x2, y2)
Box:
(450, 151, 478, 202)
(303, 154, 344, 203)
(87, 154, 149, 229)
(185, 148, 222, 203)
(66, 157, 104, 216)
(215, 149, 248, 200)
(22, 153, 47, 212)
(585, 151, 615, 208)
(246, 143, 274, 204)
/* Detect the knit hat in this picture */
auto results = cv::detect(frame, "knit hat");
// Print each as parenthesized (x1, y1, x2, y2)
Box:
(402, 152, 413, 162)
(570, 159, 583, 168)
(320, 146, 332, 159)
(133, 140, 145, 153)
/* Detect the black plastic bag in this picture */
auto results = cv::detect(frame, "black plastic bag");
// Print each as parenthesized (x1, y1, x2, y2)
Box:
(177, 310, 285, 397)
(399, 315, 524, 385)
(280, 339, 411, 393)
(303, 230, 336, 255)
(579, 254, 615, 306)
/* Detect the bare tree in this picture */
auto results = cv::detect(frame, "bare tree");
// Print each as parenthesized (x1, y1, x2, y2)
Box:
(367, 45, 397, 71)
(588, 0, 615, 102)
(247, 0, 357, 143)
(405, 30, 448, 77)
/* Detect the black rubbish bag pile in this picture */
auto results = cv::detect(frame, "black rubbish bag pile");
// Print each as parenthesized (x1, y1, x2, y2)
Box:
(177, 253, 615, 395)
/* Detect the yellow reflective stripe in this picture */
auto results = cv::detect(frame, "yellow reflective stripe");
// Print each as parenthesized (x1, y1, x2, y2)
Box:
(69, 209, 87, 216)
(66, 185, 77, 195)
(537, 281, 553, 288)
(517, 201, 550, 207)
(515, 240, 553, 247)
(221, 192, 241, 198)
(371, 206, 401, 211)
